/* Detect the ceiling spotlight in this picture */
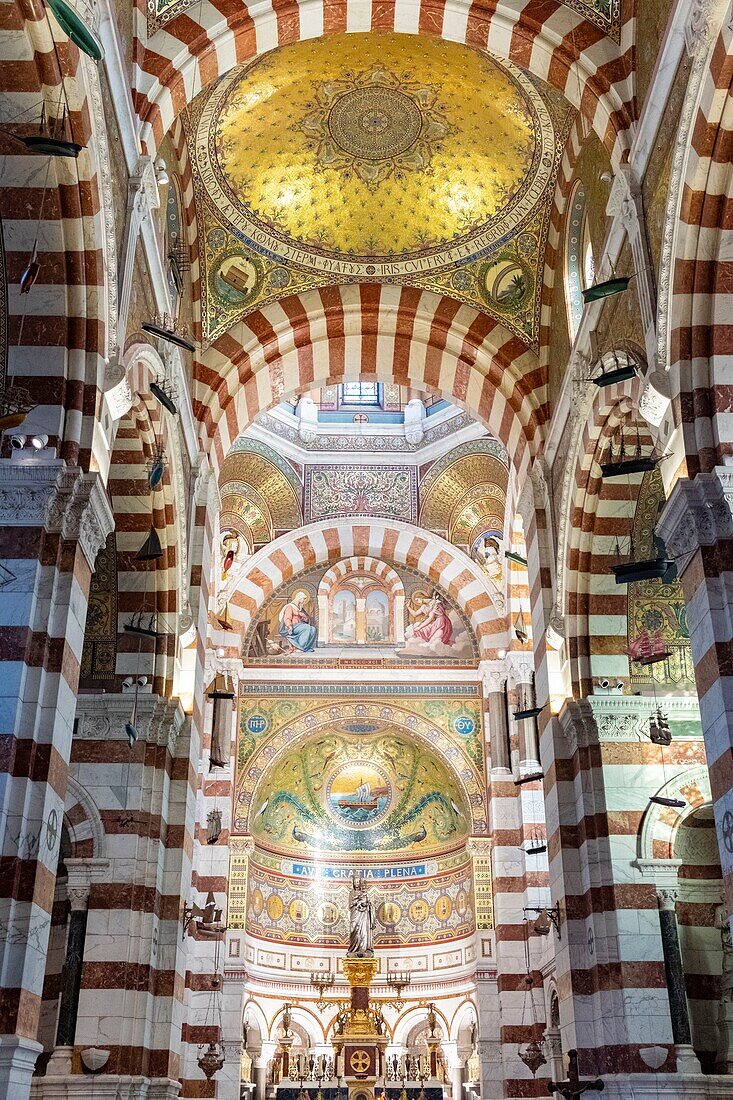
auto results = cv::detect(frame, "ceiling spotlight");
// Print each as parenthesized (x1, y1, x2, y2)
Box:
(30, 434, 48, 450)
(122, 676, 135, 689)
(154, 157, 169, 186)
(10, 434, 26, 450)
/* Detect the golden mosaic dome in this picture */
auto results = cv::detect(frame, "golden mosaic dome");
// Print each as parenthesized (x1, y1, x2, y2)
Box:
(195, 33, 556, 278)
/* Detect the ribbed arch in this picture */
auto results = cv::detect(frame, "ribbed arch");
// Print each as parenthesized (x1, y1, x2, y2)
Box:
(197, 284, 543, 478)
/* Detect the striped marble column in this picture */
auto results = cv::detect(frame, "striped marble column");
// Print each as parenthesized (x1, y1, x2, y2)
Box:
(0, 462, 112, 1098)
(70, 694, 188, 1094)
(658, 471, 733, 937)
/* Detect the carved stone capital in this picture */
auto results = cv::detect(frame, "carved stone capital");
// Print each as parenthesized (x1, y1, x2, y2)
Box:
(657, 469, 733, 563)
(63, 473, 115, 569)
(478, 659, 507, 695)
(73, 694, 187, 755)
(230, 835, 255, 857)
(130, 156, 161, 220)
(657, 888, 679, 912)
(467, 836, 493, 859)
(64, 857, 110, 910)
(0, 465, 113, 567)
(605, 166, 640, 235)
(505, 652, 533, 687)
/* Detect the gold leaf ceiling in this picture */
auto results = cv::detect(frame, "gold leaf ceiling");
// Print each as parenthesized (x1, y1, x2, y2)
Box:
(188, 33, 572, 347)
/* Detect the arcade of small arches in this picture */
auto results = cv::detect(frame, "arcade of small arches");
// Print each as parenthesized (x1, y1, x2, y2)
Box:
(2, 3, 733, 1100)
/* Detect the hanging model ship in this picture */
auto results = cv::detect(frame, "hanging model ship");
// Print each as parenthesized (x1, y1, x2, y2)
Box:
(600, 424, 668, 479)
(628, 630, 672, 667)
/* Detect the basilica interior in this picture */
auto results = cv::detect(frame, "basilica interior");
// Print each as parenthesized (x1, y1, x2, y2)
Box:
(2, 1, 733, 1099)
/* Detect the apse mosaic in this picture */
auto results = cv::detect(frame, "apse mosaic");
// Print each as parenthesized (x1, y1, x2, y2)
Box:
(249, 731, 470, 855)
(233, 685, 486, 834)
(187, 34, 573, 348)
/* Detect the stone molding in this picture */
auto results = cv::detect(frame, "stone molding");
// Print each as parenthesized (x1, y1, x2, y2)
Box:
(657, 468, 733, 564)
(0, 464, 114, 568)
(559, 695, 702, 755)
(74, 694, 186, 754)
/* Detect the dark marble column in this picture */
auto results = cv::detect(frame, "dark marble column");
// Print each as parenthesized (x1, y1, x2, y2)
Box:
(55, 885, 89, 1048)
(657, 888, 701, 1072)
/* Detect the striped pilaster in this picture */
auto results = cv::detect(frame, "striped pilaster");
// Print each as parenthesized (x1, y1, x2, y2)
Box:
(70, 693, 190, 1086)
(659, 472, 733, 937)
(0, 464, 112, 1097)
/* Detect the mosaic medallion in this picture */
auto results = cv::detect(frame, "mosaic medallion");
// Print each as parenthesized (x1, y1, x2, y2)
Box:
(299, 65, 449, 187)
(326, 761, 393, 829)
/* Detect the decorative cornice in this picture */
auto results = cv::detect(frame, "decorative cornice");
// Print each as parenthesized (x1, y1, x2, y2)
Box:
(74, 694, 187, 755)
(0, 465, 114, 567)
(559, 695, 702, 755)
(657, 468, 733, 565)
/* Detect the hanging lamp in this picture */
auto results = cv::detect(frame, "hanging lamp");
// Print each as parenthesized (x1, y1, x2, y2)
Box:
(208, 672, 235, 769)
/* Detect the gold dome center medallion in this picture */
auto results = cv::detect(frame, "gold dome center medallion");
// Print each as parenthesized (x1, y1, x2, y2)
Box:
(328, 86, 423, 161)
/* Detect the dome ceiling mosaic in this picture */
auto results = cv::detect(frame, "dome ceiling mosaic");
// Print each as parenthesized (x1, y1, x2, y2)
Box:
(188, 34, 573, 347)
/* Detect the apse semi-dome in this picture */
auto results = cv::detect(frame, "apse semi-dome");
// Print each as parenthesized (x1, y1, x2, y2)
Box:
(249, 724, 471, 857)
(195, 33, 556, 277)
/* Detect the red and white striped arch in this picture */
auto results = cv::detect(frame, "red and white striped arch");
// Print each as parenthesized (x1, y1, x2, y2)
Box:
(318, 556, 403, 599)
(220, 518, 506, 657)
(133, 1, 635, 168)
(561, 372, 644, 696)
(668, 14, 733, 476)
(197, 284, 543, 478)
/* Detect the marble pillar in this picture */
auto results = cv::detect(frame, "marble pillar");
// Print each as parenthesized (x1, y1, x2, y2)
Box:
(657, 889, 701, 1073)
